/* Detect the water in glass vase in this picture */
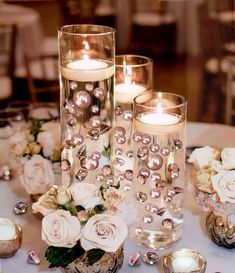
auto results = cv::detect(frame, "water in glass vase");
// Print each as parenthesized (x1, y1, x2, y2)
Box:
(129, 115, 186, 249)
(60, 59, 114, 185)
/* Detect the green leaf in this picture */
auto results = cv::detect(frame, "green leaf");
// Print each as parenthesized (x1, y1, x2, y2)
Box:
(101, 146, 111, 159)
(64, 202, 78, 216)
(45, 241, 85, 268)
(29, 119, 43, 137)
(76, 205, 86, 212)
(93, 204, 106, 214)
(87, 249, 105, 265)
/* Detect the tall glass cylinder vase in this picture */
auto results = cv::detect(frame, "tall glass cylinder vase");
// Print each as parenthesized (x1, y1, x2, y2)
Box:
(113, 55, 153, 185)
(129, 92, 187, 249)
(58, 25, 115, 185)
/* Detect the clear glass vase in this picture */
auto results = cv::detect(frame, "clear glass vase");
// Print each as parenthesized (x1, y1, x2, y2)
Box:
(58, 25, 115, 185)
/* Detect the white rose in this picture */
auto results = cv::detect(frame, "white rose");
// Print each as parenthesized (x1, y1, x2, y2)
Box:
(81, 214, 128, 252)
(188, 146, 220, 169)
(211, 170, 235, 203)
(70, 183, 101, 209)
(56, 185, 71, 205)
(42, 210, 81, 248)
(29, 107, 59, 120)
(32, 187, 57, 216)
(20, 154, 55, 194)
(37, 121, 60, 158)
(9, 132, 28, 156)
(221, 148, 235, 170)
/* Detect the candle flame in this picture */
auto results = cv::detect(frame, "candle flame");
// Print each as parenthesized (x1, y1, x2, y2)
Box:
(83, 41, 89, 60)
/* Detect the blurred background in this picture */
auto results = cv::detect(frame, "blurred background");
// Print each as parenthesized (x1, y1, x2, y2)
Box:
(0, 0, 234, 124)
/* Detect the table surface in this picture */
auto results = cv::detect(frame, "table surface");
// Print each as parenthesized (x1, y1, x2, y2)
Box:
(1, 122, 235, 273)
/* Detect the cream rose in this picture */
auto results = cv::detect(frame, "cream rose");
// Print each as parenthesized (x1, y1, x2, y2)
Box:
(221, 148, 235, 170)
(81, 214, 128, 252)
(70, 183, 101, 209)
(37, 121, 60, 158)
(32, 189, 57, 216)
(20, 154, 55, 194)
(42, 210, 81, 248)
(211, 170, 235, 203)
(188, 146, 220, 169)
(9, 132, 28, 156)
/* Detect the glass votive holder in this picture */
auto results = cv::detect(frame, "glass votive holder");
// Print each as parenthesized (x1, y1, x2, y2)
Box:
(0, 218, 23, 258)
(129, 92, 187, 249)
(113, 55, 153, 184)
(163, 248, 207, 273)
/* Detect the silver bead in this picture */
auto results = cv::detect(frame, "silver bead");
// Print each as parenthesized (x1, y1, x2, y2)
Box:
(70, 81, 78, 90)
(85, 82, 94, 92)
(13, 202, 28, 215)
(161, 146, 170, 156)
(137, 146, 148, 160)
(142, 134, 151, 144)
(170, 170, 179, 179)
(136, 192, 148, 202)
(116, 135, 126, 144)
(139, 168, 150, 178)
(150, 172, 161, 182)
(172, 139, 183, 150)
(126, 150, 133, 158)
(156, 207, 166, 216)
(133, 132, 142, 142)
(75, 169, 88, 181)
(61, 159, 71, 171)
(115, 148, 122, 155)
(123, 110, 133, 121)
(137, 174, 146, 185)
(64, 101, 77, 115)
(162, 218, 174, 230)
(150, 188, 161, 199)
(93, 87, 105, 99)
(91, 151, 101, 160)
(102, 165, 112, 176)
(143, 251, 159, 265)
(91, 105, 99, 114)
(87, 128, 100, 140)
(143, 214, 153, 224)
(168, 163, 179, 172)
(115, 106, 122, 116)
(124, 169, 133, 181)
(89, 115, 102, 128)
(114, 127, 126, 137)
(114, 157, 125, 166)
(149, 143, 160, 153)
(81, 157, 99, 170)
(71, 134, 84, 146)
(77, 145, 87, 158)
(96, 174, 105, 182)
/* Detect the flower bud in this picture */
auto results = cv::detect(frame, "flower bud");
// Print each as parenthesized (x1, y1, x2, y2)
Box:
(56, 186, 71, 205)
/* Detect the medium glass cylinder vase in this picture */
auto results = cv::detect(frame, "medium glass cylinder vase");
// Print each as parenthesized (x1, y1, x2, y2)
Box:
(113, 55, 153, 184)
(58, 25, 115, 185)
(129, 92, 187, 249)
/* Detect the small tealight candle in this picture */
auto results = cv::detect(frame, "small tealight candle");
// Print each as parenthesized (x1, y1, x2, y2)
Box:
(0, 218, 16, 241)
(0, 218, 22, 258)
(163, 248, 206, 273)
(172, 256, 198, 272)
(115, 83, 147, 104)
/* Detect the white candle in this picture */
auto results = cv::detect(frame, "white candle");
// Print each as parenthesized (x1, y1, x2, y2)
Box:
(139, 112, 179, 125)
(61, 59, 114, 82)
(172, 256, 198, 272)
(115, 83, 147, 104)
(0, 218, 16, 240)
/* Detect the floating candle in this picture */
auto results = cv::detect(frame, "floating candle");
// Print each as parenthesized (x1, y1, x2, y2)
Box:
(172, 256, 198, 272)
(115, 83, 147, 104)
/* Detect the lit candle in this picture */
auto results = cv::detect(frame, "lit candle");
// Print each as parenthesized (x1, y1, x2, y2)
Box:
(134, 111, 182, 135)
(172, 257, 198, 272)
(115, 83, 147, 104)
(0, 218, 16, 240)
(61, 41, 114, 82)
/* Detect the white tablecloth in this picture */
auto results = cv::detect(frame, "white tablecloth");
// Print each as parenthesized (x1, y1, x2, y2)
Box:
(0, 3, 43, 62)
(1, 122, 235, 273)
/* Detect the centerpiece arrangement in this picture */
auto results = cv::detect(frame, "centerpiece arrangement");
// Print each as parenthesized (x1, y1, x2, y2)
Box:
(32, 182, 129, 273)
(189, 146, 235, 248)
(9, 118, 60, 197)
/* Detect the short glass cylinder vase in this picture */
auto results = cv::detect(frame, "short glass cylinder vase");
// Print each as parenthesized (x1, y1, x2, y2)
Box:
(58, 25, 115, 185)
(113, 55, 153, 183)
(129, 92, 187, 249)
(64, 245, 124, 273)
